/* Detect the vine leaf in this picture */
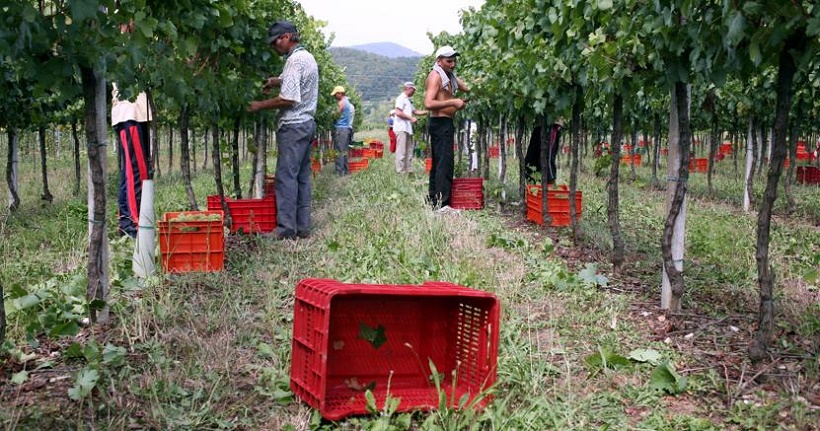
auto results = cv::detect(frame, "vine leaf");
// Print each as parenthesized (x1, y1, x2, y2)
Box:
(358, 322, 387, 349)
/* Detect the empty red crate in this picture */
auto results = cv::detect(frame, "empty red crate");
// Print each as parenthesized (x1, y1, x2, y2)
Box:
(349, 148, 364, 158)
(525, 185, 583, 227)
(207, 195, 276, 234)
(291, 279, 499, 421)
(158, 211, 224, 273)
(450, 178, 484, 210)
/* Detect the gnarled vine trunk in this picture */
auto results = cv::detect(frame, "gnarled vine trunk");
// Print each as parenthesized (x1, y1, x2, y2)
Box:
(749, 32, 804, 362)
(607, 94, 625, 271)
(179, 106, 198, 210)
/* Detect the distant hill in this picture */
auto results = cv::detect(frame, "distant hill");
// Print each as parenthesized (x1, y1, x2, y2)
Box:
(347, 42, 422, 59)
(329, 47, 422, 102)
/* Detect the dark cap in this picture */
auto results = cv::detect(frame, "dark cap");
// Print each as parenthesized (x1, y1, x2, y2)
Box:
(267, 21, 297, 44)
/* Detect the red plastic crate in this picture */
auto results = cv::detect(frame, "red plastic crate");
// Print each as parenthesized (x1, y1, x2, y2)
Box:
(349, 158, 369, 173)
(488, 146, 499, 158)
(689, 158, 708, 173)
(158, 211, 224, 273)
(450, 178, 484, 210)
(620, 154, 641, 165)
(290, 279, 499, 421)
(369, 141, 384, 151)
(525, 185, 583, 227)
(349, 148, 364, 158)
(797, 166, 820, 185)
(207, 195, 276, 234)
(425, 158, 432, 173)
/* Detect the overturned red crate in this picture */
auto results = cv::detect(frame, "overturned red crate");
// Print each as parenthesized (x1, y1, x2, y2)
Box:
(207, 194, 276, 234)
(450, 177, 484, 210)
(291, 279, 499, 421)
(526, 184, 583, 227)
(158, 211, 224, 273)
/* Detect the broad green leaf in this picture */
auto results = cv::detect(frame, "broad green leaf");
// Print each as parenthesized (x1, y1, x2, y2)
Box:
(650, 362, 687, 395)
(69, 0, 98, 23)
(597, 0, 613, 11)
(102, 344, 126, 367)
(584, 348, 631, 370)
(628, 348, 663, 365)
(49, 321, 81, 337)
(358, 323, 387, 349)
(11, 370, 28, 385)
(68, 369, 99, 401)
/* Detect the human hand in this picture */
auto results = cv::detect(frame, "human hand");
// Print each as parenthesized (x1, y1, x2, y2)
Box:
(452, 99, 467, 110)
(410, 117, 418, 124)
(247, 101, 262, 113)
(262, 77, 281, 91)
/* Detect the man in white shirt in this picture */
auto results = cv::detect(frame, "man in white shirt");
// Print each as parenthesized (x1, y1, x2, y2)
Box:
(392, 82, 427, 174)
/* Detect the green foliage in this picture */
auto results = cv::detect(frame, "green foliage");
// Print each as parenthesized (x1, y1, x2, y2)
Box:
(649, 362, 688, 395)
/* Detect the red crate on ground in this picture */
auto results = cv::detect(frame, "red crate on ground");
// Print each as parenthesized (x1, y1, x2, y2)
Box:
(207, 195, 276, 234)
(290, 278, 499, 421)
(349, 158, 369, 173)
(450, 178, 484, 210)
(349, 148, 364, 158)
(158, 211, 224, 273)
(369, 141, 384, 151)
(620, 154, 641, 165)
(425, 158, 432, 173)
(488, 146, 499, 158)
(689, 158, 708, 173)
(312, 159, 322, 174)
(362, 148, 377, 159)
(525, 185, 583, 227)
(797, 166, 820, 185)
(374, 149, 384, 159)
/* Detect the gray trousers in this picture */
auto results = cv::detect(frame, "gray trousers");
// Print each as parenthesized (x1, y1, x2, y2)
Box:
(275, 120, 316, 237)
(333, 127, 352, 175)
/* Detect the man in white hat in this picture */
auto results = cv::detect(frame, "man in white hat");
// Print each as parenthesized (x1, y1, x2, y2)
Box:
(424, 45, 470, 211)
(392, 82, 427, 174)
(331, 85, 354, 175)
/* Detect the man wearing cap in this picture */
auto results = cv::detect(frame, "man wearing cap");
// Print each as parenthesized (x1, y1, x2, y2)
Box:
(393, 82, 427, 174)
(331, 85, 354, 175)
(248, 20, 319, 240)
(424, 45, 470, 211)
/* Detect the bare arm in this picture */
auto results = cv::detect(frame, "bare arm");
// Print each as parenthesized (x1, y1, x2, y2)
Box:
(248, 96, 295, 112)
(456, 77, 470, 93)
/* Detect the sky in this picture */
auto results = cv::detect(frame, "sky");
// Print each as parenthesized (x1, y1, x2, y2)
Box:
(296, 0, 486, 56)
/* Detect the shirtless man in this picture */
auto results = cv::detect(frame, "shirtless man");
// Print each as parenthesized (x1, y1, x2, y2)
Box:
(424, 45, 470, 211)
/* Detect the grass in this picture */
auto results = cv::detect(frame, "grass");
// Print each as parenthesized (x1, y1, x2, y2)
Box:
(1, 133, 818, 430)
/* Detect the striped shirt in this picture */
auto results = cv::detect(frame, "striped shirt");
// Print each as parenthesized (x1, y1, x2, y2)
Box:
(279, 47, 319, 127)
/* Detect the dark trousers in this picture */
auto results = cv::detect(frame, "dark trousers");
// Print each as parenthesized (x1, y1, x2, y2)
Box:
(428, 117, 455, 208)
(275, 120, 316, 238)
(115, 120, 150, 238)
(524, 124, 562, 184)
(332, 127, 351, 175)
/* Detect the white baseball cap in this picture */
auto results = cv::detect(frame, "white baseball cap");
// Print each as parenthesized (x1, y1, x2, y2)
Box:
(435, 45, 459, 58)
